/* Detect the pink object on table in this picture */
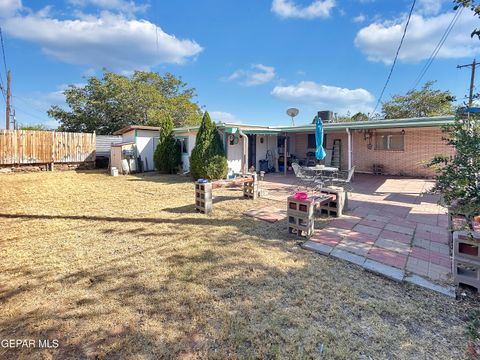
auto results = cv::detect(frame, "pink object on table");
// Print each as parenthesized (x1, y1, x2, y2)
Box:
(294, 192, 309, 200)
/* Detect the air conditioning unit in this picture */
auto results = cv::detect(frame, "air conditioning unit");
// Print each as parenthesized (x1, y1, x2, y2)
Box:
(318, 110, 334, 123)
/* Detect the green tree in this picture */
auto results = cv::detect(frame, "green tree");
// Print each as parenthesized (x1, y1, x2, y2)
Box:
(454, 0, 480, 38)
(429, 114, 480, 224)
(154, 115, 181, 174)
(351, 112, 369, 122)
(190, 112, 228, 180)
(19, 124, 50, 131)
(48, 70, 202, 135)
(382, 81, 455, 119)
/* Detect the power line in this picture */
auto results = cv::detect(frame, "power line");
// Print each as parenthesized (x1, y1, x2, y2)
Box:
(0, 27, 8, 78)
(410, 7, 463, 90)
(371, 0, 417, 118)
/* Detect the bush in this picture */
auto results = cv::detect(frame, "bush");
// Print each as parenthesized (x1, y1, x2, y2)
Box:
(205, 155, 228, 180)
(190, 111, 228, 180)
(429, 113, 480, 221)
(154, 115, 181, 174)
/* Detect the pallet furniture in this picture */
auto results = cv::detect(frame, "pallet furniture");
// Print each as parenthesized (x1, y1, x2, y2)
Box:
(287, 194, 333, 238)
(453, 230, 480, 293)
(195, 174, 259, 214)
(315, 186, 347, 217)
(287, 196, 315, 238)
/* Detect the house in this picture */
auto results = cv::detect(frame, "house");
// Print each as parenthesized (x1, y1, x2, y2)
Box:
(173, 115, 456, 178)
(113, 125, 160, 172)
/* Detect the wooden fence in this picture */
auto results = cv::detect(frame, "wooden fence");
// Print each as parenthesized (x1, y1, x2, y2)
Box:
(0, 130, 96, 165)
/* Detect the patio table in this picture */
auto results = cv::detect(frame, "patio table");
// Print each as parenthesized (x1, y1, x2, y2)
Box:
(306, 165, 339, 173)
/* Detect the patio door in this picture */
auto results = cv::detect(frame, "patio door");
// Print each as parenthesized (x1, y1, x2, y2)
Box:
(247, 134, 256, 170)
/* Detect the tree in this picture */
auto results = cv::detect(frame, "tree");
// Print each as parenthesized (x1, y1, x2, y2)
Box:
(190, 112, 228, 180)
(19, 124, 50, 131)
(48, 70, 202, 135)
(429, 113, 480, 224)
(153, 115, 181, 174)
(382, 81, 455, 119)
(351, 112, 369, 122)
(453, 0, 480, 38)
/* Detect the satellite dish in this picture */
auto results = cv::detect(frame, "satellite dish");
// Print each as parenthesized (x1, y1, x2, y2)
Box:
(286, 108, 299, 126)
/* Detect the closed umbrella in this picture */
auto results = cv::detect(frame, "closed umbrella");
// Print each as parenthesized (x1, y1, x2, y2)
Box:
(315, 115, 326, 160)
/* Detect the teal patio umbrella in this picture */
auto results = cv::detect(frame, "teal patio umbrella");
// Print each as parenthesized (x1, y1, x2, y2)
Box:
(315, 115, 326, 160)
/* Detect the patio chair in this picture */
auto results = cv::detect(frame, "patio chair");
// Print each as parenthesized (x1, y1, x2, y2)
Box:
(292, 163, 317, 191)
(325, 166, 355, 192)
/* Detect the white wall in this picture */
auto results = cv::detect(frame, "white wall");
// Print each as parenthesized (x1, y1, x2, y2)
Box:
(135, 129, 159, 171)
(175, 131, 197, 172)
(227, 135, 243, 174)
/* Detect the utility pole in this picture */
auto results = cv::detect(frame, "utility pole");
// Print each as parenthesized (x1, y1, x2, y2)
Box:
(12, 108, 15, 130)
(5, 69, 10, 129)
(457, 59, 480, 107)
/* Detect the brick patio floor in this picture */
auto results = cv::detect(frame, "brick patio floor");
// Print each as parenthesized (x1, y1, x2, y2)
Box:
(262, 173, 455, 296)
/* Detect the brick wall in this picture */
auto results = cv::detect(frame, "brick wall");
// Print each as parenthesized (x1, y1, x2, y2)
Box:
(294, 132, 349, 170)
(351, 127, 454, 177)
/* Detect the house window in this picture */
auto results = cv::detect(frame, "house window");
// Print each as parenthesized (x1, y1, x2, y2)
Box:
(307, 134, 315, 148)
(375, 132, 404, 151)
(177, 137, 189, 154)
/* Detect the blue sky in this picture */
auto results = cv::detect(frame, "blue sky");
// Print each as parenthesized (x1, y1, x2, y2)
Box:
(0, 0, 479, 128)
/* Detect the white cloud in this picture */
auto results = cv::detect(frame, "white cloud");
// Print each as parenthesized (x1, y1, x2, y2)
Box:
(68, 0, 149, 14)
(0, 0, 22, 17)
(2, 10, 203, 71)
(417, 0, 444, 16)
(271, 0, 335, 19)
(209, 111, 240, 124)
(353, 13, 366, 23)
(271, 81, 374, 113)
(226, 64, 276, 86)
(355, 11, 480, 64)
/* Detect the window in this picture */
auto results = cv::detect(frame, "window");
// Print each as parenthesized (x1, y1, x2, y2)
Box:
(375, 132, 404, 151)
(307, 134, 316, 148)
(177, 137, 189, 154)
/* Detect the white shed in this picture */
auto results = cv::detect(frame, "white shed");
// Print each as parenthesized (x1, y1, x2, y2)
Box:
(113, 125, 160, 172)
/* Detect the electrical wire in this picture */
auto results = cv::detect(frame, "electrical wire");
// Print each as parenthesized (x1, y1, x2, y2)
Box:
(370, 0, 417, 118)
(410, 7, 463, 90)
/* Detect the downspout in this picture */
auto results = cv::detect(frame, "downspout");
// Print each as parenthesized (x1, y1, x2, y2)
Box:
(346, 127, 352, 170)
(238, 129, 248, 175)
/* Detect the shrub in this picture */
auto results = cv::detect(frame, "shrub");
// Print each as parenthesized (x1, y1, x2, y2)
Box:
(190, 111, 228, 180)
(429, 113, 480, 222)
(205, 155, 228, 180)
(154, 115, 181, 174)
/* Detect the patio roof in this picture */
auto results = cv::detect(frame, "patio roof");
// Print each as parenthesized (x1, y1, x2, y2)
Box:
(172, 115, 455, 134)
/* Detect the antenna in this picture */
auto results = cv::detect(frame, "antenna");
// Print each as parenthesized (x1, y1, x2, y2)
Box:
(286, 108, 299, 126)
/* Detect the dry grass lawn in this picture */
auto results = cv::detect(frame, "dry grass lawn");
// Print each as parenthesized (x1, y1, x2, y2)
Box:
(0, 170, 477, 359)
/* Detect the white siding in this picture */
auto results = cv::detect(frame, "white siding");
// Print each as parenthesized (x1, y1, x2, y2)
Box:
(227, 137, 243, 174)
(136, 129, 160, 171)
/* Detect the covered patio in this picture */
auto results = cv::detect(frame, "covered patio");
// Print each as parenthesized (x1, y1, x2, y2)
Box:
(259, 173, 454, 296)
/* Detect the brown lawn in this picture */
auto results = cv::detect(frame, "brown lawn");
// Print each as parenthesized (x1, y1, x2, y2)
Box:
(0, 170, 477, 359)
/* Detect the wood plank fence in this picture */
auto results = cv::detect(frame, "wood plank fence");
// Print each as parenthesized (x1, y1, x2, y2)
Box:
(0, 130, 96, 165)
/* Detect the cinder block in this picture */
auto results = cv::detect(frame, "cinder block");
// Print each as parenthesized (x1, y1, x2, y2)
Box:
(287, 196, 314, 238)
(453, 259, 480, 293)
(195, 181, 213, 214)
(454, 231, 480, 263)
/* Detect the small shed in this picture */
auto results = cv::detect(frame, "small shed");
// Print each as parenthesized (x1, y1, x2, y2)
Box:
(110, 142, 137, 174)
(96, 135, 122, 167)
(113, 125, 160, 172)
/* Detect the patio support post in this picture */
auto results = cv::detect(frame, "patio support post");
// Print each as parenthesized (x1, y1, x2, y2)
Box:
(284, 134, 287, 176)
(238, 129, 248, 174)
(346, 127, 352, 170)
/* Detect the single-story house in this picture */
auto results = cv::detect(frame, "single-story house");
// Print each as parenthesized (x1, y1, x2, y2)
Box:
(113, 125, 160, 172)
(173, 115, 456, 178)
